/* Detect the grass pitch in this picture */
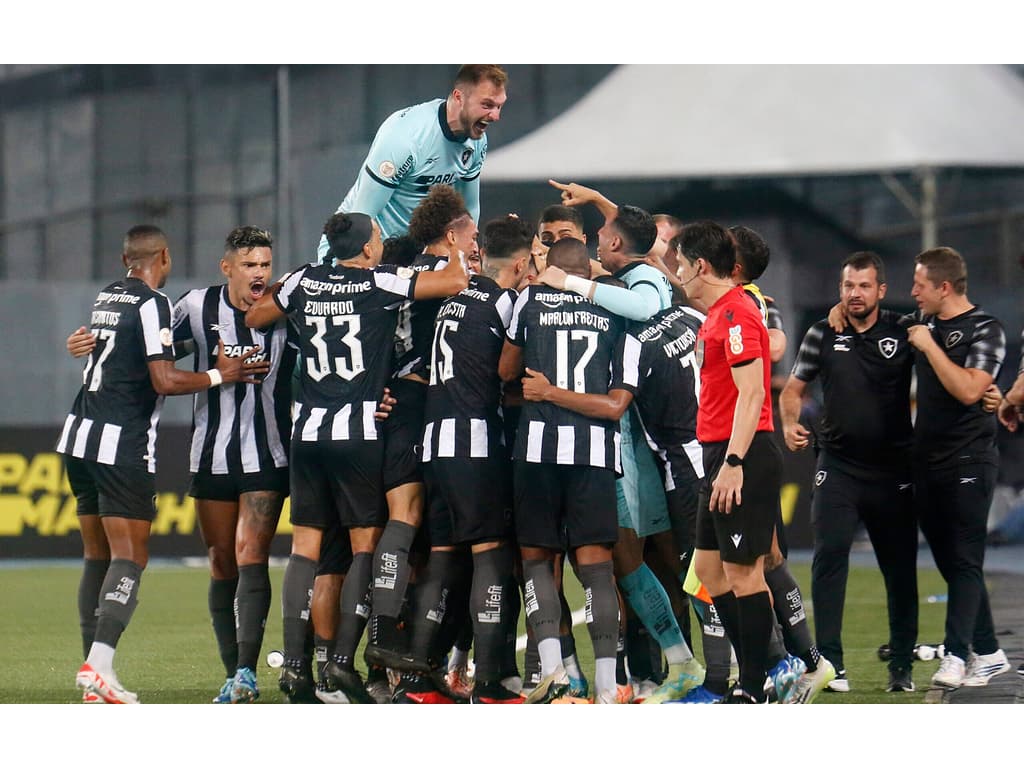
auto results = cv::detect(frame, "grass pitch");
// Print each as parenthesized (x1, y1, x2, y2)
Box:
(0, 559, 948, 704)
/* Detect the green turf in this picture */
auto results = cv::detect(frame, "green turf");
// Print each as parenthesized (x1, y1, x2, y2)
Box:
(0, 560, 948, 703)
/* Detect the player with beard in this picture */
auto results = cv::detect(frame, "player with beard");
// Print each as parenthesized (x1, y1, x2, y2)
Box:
(780, 251, 918, 694)
(62, 225, 269, 703)
(317, 64, 507, 259)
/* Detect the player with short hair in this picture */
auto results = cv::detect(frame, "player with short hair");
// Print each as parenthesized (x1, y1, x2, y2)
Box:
(318, 64, 508, 258)
(364, 186, 479, 677)
(500, 238, 626, 704)
(246, 211, 468, 704)
(62, 225, 269, 704)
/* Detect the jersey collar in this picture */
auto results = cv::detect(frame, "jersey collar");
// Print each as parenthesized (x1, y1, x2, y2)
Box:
(438, 101, 465, 143)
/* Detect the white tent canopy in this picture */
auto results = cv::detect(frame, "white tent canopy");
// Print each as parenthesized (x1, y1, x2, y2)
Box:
(485, 65, 1024, 181)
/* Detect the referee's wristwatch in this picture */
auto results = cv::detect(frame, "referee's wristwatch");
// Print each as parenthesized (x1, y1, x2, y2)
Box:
(725, 453, 745, 468)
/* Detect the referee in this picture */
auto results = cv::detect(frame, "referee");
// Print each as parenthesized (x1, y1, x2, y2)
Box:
(780, 251, 919, 693)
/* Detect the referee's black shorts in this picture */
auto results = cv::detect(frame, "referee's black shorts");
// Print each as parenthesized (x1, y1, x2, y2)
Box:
(695, 432, 781, 564)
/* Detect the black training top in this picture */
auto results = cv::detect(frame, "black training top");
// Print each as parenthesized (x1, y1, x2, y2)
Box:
(791, 309, 913, 475)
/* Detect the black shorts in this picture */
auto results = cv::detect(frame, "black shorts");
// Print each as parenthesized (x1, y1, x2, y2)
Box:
(382, 378, 427, 491)
(425, 456, 513, 547)
(317, 517, 355, 576)
(695, 432, 781, 564)
(289, 440, 386, 530)
(513, 461, 617, 551)
(65, 455, 156, 522)
(188, 468, 289, 501)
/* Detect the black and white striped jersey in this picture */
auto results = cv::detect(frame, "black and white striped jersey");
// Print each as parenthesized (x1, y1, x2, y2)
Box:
(421, 274, 515, 461)
(393, 252, 447, 380)
(172, 285, 297, 475)
(911, 306, 1005, 469)
(612, 304, 706, 488)
(56, 277, 175, 472)
(274, 261, 417, 443)
(506, 285, 624, 470)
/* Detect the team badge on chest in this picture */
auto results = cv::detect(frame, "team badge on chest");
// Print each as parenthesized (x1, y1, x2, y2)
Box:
(695, 339, 705, 368)
(878, 337, 898, 359)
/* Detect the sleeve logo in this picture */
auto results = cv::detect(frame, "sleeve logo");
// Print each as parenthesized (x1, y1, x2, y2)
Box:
(728, 324, 744, 354)
(396, 267, 415, 280)
(378, 160, 397, 179)
(159, 327, 173, 347)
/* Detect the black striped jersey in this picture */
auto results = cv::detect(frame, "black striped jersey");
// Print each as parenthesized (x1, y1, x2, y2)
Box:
(421, 274, 516, 461)
(611, 305, 706, 488)
(56, 277, 175, 472)
(910, 306, 1005, 469)
(172, 285, 297, 475)
(393, 252, 447, 380)
(506, 285, 624, 471)
(274, 261, 418, 443)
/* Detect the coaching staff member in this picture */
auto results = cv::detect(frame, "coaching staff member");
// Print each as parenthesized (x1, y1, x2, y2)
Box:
(780, 251, 918, 693)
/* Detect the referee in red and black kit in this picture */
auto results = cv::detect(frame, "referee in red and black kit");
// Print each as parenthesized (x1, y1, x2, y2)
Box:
(678, 221, 797, 703)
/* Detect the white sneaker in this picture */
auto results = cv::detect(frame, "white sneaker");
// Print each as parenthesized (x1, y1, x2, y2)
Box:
(524, 667, 570, 704)
(783, 657, 836, 704)
(962, 649, 1011, 687)
(932, 653, 966, 689)
(76, 663, 139, 704)
(826, 670, 849, 692)
(631, 678, 659, 702)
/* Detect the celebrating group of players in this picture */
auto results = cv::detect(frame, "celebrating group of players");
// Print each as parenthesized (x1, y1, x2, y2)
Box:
(60, 64, 1017, 706)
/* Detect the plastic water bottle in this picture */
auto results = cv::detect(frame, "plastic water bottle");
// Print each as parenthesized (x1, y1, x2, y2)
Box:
(266, 649, 284, 668)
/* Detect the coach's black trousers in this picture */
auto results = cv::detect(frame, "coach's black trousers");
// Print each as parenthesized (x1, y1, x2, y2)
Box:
(810, 458, 919, 672)
(915, 462, 998, 662)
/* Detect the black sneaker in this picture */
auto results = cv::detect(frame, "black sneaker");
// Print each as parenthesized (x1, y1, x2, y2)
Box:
(887, 665, 915, 692)
(470, 681, 525, 704)
(324, 660, 375, 704)
(279, 663, 319, 704)
(719, 685, 766, 704)
(364, 615, 413, 670)
(392, 672, 455, 704)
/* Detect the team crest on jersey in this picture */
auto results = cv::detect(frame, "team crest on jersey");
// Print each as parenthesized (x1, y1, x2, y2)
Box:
(159, 327, 173, 347)
(878, 337, 898, 359)
(378, 160, 397, 179)
(945, 330, 963, 349)
(728, 324, 744, 355)
(695, 339, 705, 368)
(815, 470, 827, 487)
(461, 148, 473, 164)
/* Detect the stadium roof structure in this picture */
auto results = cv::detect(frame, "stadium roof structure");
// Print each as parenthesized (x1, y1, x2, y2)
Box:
(485, 64, 1024, 181)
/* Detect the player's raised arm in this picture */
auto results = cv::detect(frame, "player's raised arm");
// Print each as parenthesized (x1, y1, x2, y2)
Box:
(548, 179, 618, 223)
